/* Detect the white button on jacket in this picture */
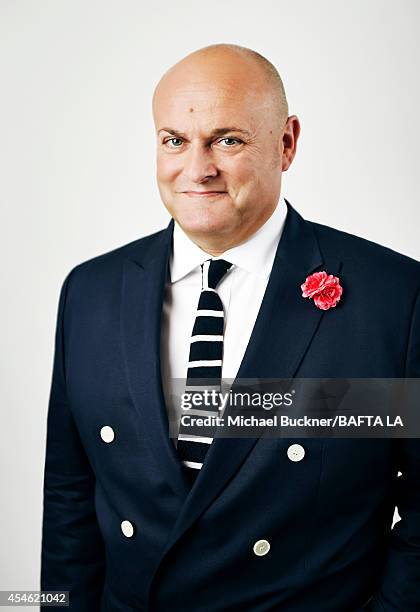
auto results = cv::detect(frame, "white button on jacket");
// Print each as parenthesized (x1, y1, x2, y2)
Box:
(121, 520, 134, 538)
(253, 539, 270, 556)
(287, 444, 305, 462)
(100, 426, 115, 443)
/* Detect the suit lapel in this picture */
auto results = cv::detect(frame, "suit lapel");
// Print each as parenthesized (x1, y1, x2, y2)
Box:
(157, 201, 342, 559)
(121, 220, 191, 499)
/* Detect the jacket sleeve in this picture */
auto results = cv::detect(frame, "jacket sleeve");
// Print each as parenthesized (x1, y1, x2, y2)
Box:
(364, 287, 420, 612)
(40, 269, 106, 610)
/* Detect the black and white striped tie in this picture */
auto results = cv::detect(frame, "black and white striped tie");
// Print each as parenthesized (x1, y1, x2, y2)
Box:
(177, 258, 233, 485)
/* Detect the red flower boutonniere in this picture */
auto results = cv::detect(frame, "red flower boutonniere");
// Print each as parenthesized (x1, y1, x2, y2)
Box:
(301, 271, 343, 310)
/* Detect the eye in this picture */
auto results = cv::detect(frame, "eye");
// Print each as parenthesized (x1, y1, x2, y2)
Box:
(217, 137, 242, 147)
(164, 137, 183, 148)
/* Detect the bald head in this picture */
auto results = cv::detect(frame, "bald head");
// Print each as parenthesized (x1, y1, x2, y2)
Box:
(153, 44, 289, 129)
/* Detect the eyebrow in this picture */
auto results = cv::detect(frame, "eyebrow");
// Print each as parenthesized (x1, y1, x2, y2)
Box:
(157, 127, 252, 139)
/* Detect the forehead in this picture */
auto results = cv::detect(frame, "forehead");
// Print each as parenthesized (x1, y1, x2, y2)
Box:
(153, 80, 267, 133)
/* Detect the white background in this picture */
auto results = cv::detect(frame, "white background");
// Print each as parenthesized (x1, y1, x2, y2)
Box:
(1, 0, 419, 596)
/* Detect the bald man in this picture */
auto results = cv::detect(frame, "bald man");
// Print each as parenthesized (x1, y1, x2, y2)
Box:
(41, 45, 420, 611)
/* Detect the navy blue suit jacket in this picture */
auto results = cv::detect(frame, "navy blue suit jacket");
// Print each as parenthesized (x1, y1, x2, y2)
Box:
(41, 201, 420, 611)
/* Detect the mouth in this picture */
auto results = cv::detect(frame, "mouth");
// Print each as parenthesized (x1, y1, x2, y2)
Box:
(181, 191, 227, 198)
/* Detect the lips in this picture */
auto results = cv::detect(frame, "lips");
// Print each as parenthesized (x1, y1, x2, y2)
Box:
(182, 191, 227, 197)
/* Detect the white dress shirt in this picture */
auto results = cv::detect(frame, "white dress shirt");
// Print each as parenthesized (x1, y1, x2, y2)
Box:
(160, 196, 288, 434)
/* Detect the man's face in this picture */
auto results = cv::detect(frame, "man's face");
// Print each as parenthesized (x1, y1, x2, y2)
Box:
(153, 55, 293, 250)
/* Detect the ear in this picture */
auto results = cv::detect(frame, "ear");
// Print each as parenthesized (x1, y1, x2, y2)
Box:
(281, 115, 301, 171)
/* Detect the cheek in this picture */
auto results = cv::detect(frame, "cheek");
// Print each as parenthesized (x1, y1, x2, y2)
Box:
(222, 152, 259, 181)
(156, 156, 181, 183)
(223, 160, 258, 199)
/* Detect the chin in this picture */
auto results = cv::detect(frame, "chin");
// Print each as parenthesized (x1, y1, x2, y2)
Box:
(173, 203, 236, 237)
(177, 215, 233, 238)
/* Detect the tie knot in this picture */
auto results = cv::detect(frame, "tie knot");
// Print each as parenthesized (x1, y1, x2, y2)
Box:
(202, 258, 232, 290)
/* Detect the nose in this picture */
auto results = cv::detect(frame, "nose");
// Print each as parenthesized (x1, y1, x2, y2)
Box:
(183, 144, 218, 184)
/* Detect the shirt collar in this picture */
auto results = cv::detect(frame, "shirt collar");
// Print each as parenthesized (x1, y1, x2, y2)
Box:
(169, 196, 288, 283)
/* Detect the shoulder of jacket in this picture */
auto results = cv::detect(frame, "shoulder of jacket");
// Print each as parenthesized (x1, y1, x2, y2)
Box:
(308, 219, 420, 283)
(64, 225, 168, 284)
